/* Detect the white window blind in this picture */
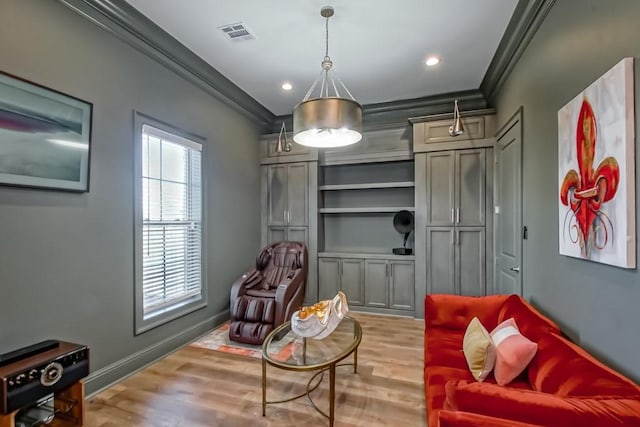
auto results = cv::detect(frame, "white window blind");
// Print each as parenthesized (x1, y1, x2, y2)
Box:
(141, 124, 202, 316)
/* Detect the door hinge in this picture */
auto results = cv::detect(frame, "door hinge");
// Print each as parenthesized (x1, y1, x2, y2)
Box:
(523, 226, 528, 240)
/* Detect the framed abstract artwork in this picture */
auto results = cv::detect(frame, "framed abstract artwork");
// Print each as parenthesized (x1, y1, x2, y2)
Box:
(0, 71, 92, 192)
(558, 57, 636, 268)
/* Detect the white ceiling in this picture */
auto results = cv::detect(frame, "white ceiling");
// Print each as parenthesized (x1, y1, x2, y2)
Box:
(125, 1, 518, 116)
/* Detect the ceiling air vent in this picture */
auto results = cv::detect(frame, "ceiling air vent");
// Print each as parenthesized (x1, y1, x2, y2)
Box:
(218, 22, 255, 42)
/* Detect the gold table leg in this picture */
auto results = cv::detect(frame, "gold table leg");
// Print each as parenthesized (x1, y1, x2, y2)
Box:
(329, 364, 336, 427)
(303, 338, 307, 365)
(354, 348, 358, 373)
(262, 357, 267, 416)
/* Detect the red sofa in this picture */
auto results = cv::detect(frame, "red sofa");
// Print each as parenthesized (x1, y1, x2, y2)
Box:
(424, 294, 640, 427)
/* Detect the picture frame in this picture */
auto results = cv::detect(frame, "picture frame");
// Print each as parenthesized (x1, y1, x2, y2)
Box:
(0, 71, 92, 192)
(558, 57, 636, 268)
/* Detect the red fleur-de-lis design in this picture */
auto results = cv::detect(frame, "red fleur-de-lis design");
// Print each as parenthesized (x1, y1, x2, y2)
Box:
(560, 99, 620, 255)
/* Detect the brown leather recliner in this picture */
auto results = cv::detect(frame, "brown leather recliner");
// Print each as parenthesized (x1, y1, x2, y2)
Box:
(229, 242, 308, 345)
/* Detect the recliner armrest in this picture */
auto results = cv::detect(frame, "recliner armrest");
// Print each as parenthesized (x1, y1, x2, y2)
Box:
(230, 267, 262, 308)
(274, 268, 305, 325)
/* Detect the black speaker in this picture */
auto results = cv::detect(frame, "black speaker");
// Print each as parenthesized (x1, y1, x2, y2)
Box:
(392, 210, 414, 255)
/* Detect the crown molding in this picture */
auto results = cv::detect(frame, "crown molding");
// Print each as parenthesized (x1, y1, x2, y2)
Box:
(57, 0, 554, 133)
(480, 0, 557, 104)
(408, 108, 497, 125)
(57, 0, 275, 131)
(271, 89, 487, 133)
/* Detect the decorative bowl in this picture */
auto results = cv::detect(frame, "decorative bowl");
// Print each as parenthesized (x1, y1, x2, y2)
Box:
(291, 291, 349, 339)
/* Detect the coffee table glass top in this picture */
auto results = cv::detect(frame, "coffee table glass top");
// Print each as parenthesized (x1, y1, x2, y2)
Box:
(262, 315, 362, 369)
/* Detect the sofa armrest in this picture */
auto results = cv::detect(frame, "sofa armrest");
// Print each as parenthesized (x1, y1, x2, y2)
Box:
(447, 380, 640, 427)
(438, 410, 544, 427)
(426, 294, 510, 330)
(274, 268, 305, 325)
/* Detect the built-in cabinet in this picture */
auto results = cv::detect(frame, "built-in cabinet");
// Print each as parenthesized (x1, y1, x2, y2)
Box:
(266, 162, 310, 250)
(258, 111, 496, 319)
(267, 226, 308, 247)
(260, 142, 318, 304)
(318, 257, 364, 304)
(425, 149, 486, 227)
(411, 110, 496, 318)
(267, 163, 308, 226)
(389, 259, 415, 310)
(426, 227, 485, 296)
(319, 253, 414, 314)
(312, 126, 417, 315)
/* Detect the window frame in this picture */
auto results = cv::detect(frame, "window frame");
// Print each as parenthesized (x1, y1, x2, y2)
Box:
(133, 111, 208, 334)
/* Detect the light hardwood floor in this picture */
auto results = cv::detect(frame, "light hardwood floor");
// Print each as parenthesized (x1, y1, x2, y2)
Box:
(85, 313, 426, 426)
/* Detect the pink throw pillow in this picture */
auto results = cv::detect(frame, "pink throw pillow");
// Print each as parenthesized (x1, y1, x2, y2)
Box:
(490, 318, 537, 385)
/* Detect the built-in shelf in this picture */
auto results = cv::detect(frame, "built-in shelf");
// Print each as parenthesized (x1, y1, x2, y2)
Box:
(319, 207, 415, 214)
(319, 251, 415, 260)
(318, 181, 415, 191)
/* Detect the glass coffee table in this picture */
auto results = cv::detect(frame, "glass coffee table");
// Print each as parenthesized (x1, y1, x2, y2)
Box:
(261, 315, 362, 427)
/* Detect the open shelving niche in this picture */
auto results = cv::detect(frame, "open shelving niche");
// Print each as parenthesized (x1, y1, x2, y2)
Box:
(318, 160, 415, 258)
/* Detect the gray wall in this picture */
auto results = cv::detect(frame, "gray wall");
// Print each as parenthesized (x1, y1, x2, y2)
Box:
(494, 0, 640, 381)
(0, 0, 261, 393)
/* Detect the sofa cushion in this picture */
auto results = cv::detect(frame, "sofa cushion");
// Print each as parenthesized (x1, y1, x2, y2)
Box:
(446, 380, 640, 427)
(528, 333, 640, 398)
(425, 328, 469, 371)
(490, 318, 537, 385)
(426, 294, 510, 331)
(437, 410, 546, 427)
(425, 366, 476, 427)
(497, 295, 561, 342)
(463, 317, 496, 381)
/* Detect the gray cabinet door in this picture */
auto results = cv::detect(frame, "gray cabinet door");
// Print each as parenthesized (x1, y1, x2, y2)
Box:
(456, 227, 486, 296)
(456, 149, 485, 226)
(318, 258, 340, 301)
(426, 227, 455, 294)
(287, 163, 308, 226)
(340, 258, 364, 306)
(268, 226, 287, 244)
(390, 261, 414, 310)
(287, 227, 308, 246)
(267, 164, 287, 226)
(364, 259, 388, 307)
(426, 151, 455, 225)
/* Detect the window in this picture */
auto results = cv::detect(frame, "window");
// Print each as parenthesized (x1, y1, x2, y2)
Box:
(134, 114, 205, 333)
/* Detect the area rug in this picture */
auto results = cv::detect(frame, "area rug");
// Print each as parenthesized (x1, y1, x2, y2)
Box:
(190, 322, 295, 362)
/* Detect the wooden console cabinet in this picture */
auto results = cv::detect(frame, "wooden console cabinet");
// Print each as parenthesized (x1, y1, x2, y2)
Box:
(0, 380, 85, 427)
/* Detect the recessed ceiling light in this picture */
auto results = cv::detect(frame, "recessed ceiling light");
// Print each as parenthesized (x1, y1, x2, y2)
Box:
(281, 82, 293, 91)
(426, 56, 440, 66)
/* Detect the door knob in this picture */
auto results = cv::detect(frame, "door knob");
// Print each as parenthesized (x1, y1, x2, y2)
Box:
(510, 266, 520, 273)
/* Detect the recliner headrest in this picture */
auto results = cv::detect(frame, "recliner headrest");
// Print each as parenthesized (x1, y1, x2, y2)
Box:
(256, 242, 304, 270)
(256, 246, 272, 270)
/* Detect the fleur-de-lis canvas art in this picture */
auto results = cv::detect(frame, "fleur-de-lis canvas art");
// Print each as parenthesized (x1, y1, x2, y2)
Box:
(558, 57, 635, 268)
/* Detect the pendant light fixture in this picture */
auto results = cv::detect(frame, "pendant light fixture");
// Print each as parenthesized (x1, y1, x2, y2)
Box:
(293, 6, 363, 148)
